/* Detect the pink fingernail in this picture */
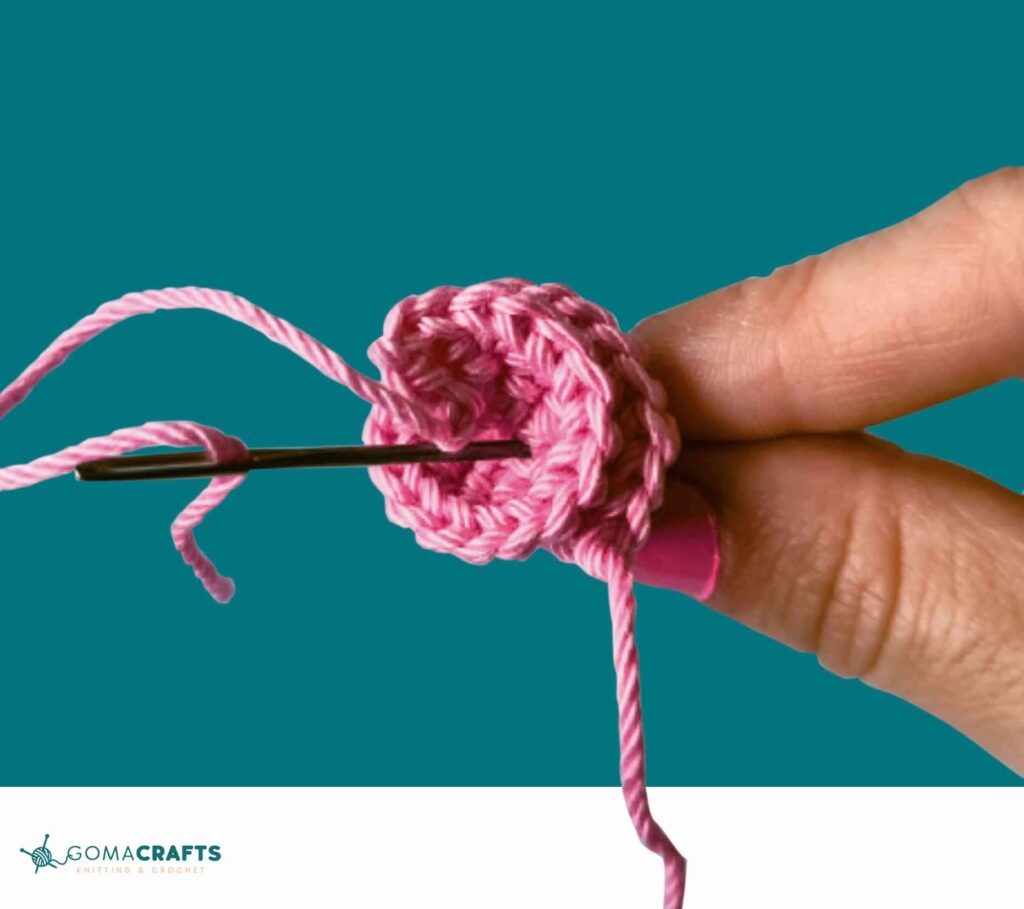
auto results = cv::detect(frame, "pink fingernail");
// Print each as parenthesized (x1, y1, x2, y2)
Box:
(635, 481, 720, 601)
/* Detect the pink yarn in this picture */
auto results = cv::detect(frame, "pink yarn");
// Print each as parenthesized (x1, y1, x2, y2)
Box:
(0, 281, 686, 906)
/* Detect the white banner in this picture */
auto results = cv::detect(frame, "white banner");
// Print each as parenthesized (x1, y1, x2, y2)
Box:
(1, 787, 1019, 907)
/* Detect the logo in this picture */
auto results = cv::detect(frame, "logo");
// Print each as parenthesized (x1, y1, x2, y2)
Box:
(20, 834, 70, 874)
(18, 833, 221, 875)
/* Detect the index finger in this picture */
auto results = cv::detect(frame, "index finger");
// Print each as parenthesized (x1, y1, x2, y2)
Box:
(632, 168, 1024, 440)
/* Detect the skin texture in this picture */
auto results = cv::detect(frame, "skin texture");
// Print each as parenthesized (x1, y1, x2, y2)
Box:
(631, 167, 1024, 774)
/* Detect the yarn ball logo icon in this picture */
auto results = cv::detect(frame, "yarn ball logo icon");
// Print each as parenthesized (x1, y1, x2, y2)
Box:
(19, 834, 70, 874)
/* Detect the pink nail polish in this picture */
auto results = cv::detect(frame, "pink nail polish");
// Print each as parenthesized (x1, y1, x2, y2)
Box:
(635, 482, 720, 600)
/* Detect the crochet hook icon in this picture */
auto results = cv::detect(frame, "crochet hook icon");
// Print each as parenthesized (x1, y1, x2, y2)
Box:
(74, 439, 531, 482)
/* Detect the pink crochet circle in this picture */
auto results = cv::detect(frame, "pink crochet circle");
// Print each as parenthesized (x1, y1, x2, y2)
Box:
(363, 278, 679, 577)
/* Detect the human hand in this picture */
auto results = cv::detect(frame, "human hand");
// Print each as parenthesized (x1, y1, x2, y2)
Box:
(631, 168, 1024, 773)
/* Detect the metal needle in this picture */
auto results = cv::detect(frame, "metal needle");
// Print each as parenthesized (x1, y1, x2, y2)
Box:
(76, 439, 531, 482)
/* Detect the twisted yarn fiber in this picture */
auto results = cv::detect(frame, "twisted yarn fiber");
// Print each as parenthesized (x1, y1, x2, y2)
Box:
(0, 279, 686, 906)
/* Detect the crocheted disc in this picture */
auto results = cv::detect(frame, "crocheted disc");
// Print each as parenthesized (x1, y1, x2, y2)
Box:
(363, 278, 679, 578)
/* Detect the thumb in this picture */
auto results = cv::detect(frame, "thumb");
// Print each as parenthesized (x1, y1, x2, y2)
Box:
(636, 433, 1024, 773)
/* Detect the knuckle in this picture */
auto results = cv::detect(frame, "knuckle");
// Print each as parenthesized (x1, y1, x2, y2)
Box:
(733, 256, 822, 320)
(812, 490, 907, 681)
(732, 257, 825, 427)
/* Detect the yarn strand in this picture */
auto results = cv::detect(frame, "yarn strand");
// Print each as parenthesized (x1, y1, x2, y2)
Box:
(609, 563, 687, 907)
(0, 287, 446, 444)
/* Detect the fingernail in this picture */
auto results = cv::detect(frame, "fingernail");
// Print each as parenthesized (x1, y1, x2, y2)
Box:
(635, 481, 720, 601)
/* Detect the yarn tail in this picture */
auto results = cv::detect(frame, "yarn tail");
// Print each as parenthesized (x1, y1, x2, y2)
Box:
(609, 563, 687, 908)
(0, 286, 446, 602)
(0, 421, 247, 602)
(0, 287, 441, 442)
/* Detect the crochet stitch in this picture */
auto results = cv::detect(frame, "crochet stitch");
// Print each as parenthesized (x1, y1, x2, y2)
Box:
(0, 280, 687, 907)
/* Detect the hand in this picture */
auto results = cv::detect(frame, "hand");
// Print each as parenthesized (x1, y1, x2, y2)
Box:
(631, 168, 1024, 773)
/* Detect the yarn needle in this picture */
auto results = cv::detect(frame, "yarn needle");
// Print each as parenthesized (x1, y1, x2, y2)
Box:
(74, 439, 531, 482)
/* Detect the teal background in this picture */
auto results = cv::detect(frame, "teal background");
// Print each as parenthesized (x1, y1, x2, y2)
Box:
(0, 4, 1020, 785)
